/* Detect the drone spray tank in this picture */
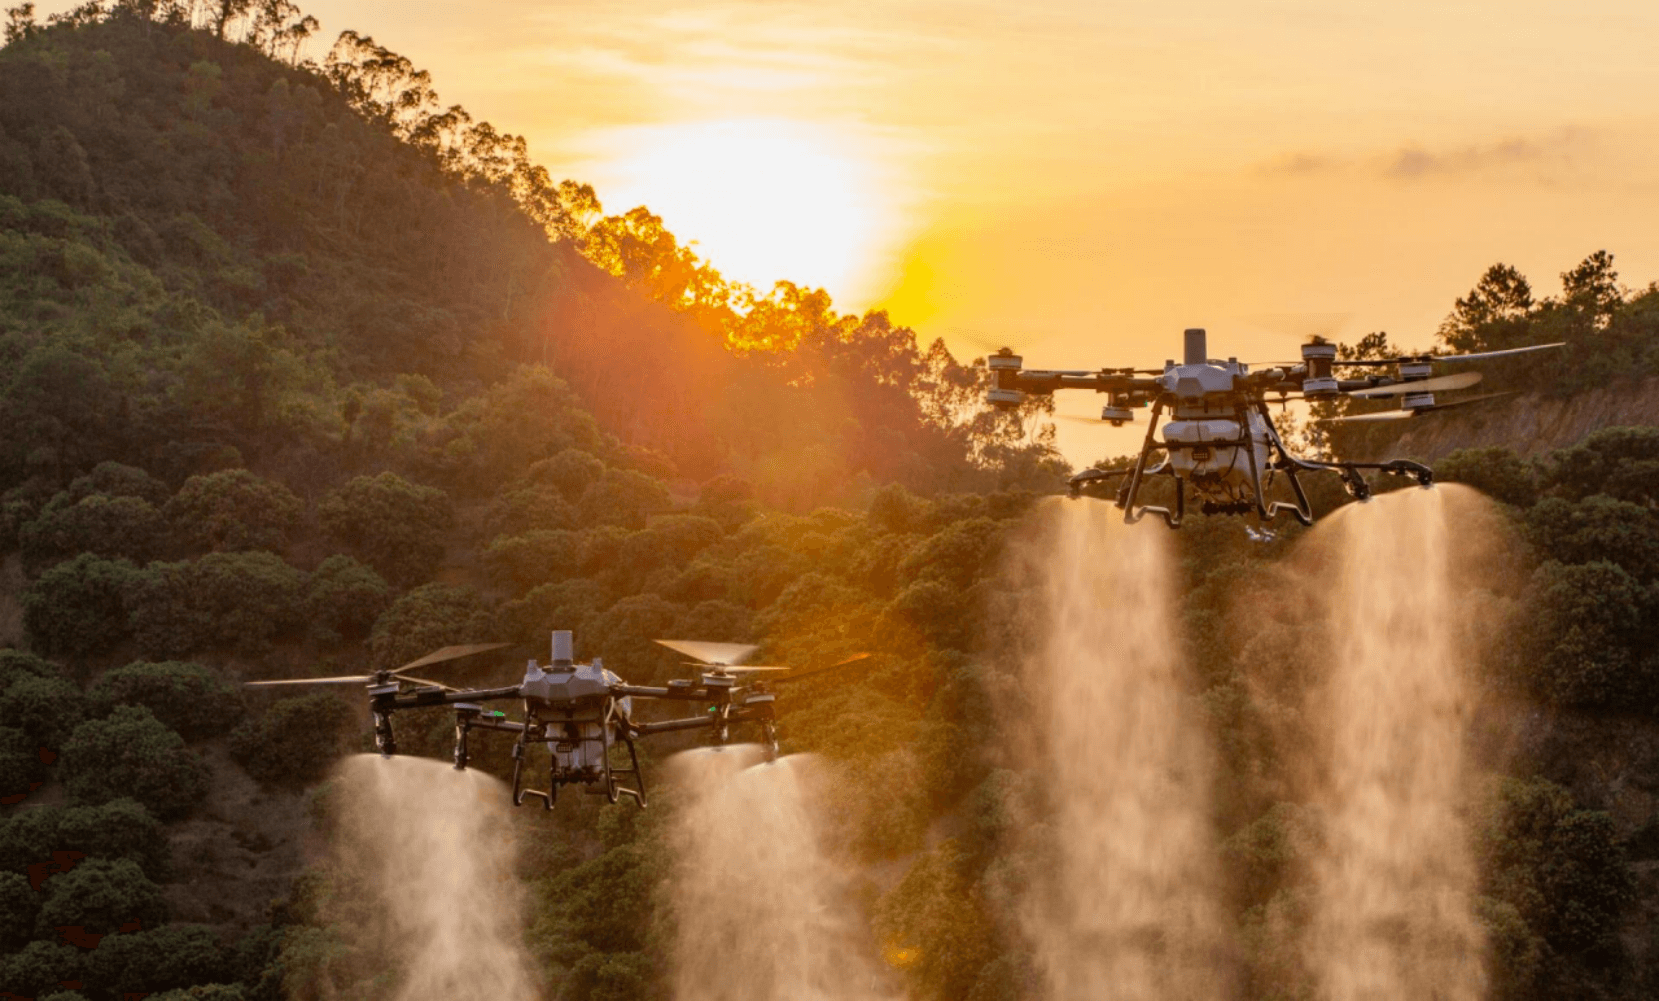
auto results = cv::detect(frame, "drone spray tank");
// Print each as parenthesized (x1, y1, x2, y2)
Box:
(1155, 328, 1273, 515)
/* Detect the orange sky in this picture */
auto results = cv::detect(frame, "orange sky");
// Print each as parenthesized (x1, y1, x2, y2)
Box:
(37, 0, 1659, 459)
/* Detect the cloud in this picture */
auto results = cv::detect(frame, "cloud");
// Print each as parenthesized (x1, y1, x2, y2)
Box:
(1260, 127, 1596, 183)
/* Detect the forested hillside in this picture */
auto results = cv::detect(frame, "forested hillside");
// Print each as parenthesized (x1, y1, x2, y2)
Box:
(0, 5, 1655, 1001)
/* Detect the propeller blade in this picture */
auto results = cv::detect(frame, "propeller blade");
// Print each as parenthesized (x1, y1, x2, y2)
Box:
(397, 674, 462, 692)
(769, 653, 873, 684)
(655, 639, 758, 666)
(246, 675, 375, 686)
(1055, 414, 1114, 426)
(391, 643, 511, 674)
(1346, 371, 1483, 398)
(1425, 342, 1565, 363)
(1430, 391, 1518, 410)
(721, 665, 791, 673)
(1321, 409, 1417, 424)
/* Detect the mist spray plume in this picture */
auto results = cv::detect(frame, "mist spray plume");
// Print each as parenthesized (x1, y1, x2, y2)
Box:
(1300, 484, 1492, 1000)
(332, 754, 538, 1001)
(1017, 498, 1230, 1000)
(669, 747, 896, 1001)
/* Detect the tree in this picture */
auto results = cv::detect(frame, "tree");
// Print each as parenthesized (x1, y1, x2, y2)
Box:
(18, 492, 165, 571)
(577, 469, 672, 530)
(1441, 263, 1535, 353)
(22, 554, 142, 657)
(1479, 777, 1635, 955)
(1540, 426, 1659, 506)
(1434, 447, 1539, 508)
(229, 692, 354, 786)
(1, 674, 90, 750)
(54, 798, 171, 880)
(165, 468, 304, 552)
(0, 870, 37, 949)
(127, 552, 306, 657)
(83, 923, 231, 994)
(88, 661, 243, 740)
(318, 472, 452, 586)
(303, 555, 390, 644)
(60, 706, 209, 820)
(365, 582, 493, 671)
(35, 857, 169, 939)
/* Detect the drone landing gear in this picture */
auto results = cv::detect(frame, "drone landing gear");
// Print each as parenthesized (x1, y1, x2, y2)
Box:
(504, 701, 648, 810)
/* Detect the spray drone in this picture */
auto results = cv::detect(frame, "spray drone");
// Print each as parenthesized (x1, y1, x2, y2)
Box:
(986, 327, 1560, 527)
(248, 634, 857, 810)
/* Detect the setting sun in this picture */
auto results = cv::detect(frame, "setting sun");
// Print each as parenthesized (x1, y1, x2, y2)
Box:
(584, 118, 899, 303)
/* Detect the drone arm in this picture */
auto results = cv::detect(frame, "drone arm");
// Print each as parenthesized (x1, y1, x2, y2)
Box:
(380, 684, 523, 710)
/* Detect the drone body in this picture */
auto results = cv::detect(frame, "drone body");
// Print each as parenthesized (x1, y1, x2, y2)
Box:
(248, 633, 850, 811)
(988, 327, 1559, 527)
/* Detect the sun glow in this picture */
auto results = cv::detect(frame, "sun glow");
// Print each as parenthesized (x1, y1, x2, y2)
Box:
(584, 118, 899, 306)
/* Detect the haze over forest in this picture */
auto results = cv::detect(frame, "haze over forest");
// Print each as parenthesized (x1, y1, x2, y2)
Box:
(0, 4, 1657, 1001)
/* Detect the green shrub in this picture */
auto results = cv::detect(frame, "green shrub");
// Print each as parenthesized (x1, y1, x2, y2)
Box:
(1434, 447, 1540, 508)
(1525, 495, 1659, 581)
(0, 940, 85, 998)
(1507, 560, 1658, 708)
(60, 707, 209, 820)
(1, 674, 90, 750)
(303, 555, 390, 644)
(19, 492, 165, 571)
(67, 461, 170, 506)
(1478, 776, 1635, 954)
(21, 553, 143, 657)
(366, 583, 491, 671)
(0, 649, 65, 690)
(576, 469, 671, 530)
(484, 482, 577, 538)
(0, 724, 48, 799)
(484, 529, 581, 594)
(128, 553, 306, 658)
(495, 579, 607, 651)
(229, 692, 356, 786)
(53, 798, 170, 880)
(0, 869, 38, 949)
(318, 472, 452, 586)
(88, 661, 243, 740)
(527, 448, 606, 501)
(1541, 425, 1659, 505)
(35, 857, 169, 939)
(84, 924, 230, 995)
(165, 468, 304, 553)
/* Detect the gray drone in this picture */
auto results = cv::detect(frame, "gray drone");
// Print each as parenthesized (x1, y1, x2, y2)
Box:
(248, 633, 859, 810)
(986, 327, 1560, 527)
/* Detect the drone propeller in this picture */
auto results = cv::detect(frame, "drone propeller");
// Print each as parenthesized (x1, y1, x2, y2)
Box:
(767, 652, 873, 685)
(654, 639, 758, 667)
(1322, 392, 1517, 423)
(246, 675, 385, 687)
(245, 642, 511, 688)
(1345, 371, 1482, 398)
(392, 643, 512, 673)
(1331, 342, 1566, 367)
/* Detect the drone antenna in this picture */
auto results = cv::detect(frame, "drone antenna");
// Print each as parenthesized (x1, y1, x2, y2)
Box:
(1184, 328, 1207, 366)
(551, 630, 574, 669)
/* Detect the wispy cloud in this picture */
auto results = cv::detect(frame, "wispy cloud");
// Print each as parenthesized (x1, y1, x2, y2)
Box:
(1260, 127, 1597, 183)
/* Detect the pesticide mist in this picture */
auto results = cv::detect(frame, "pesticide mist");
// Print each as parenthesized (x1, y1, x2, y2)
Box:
(1018, 498, 1229, 1000)
(1300, 485, 1491, 1000)
(669, 747, 895, 1001)
(333, 754, 538, 1001)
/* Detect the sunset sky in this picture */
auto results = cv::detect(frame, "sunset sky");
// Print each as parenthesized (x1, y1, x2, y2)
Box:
(39, 0, 1659, 456)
